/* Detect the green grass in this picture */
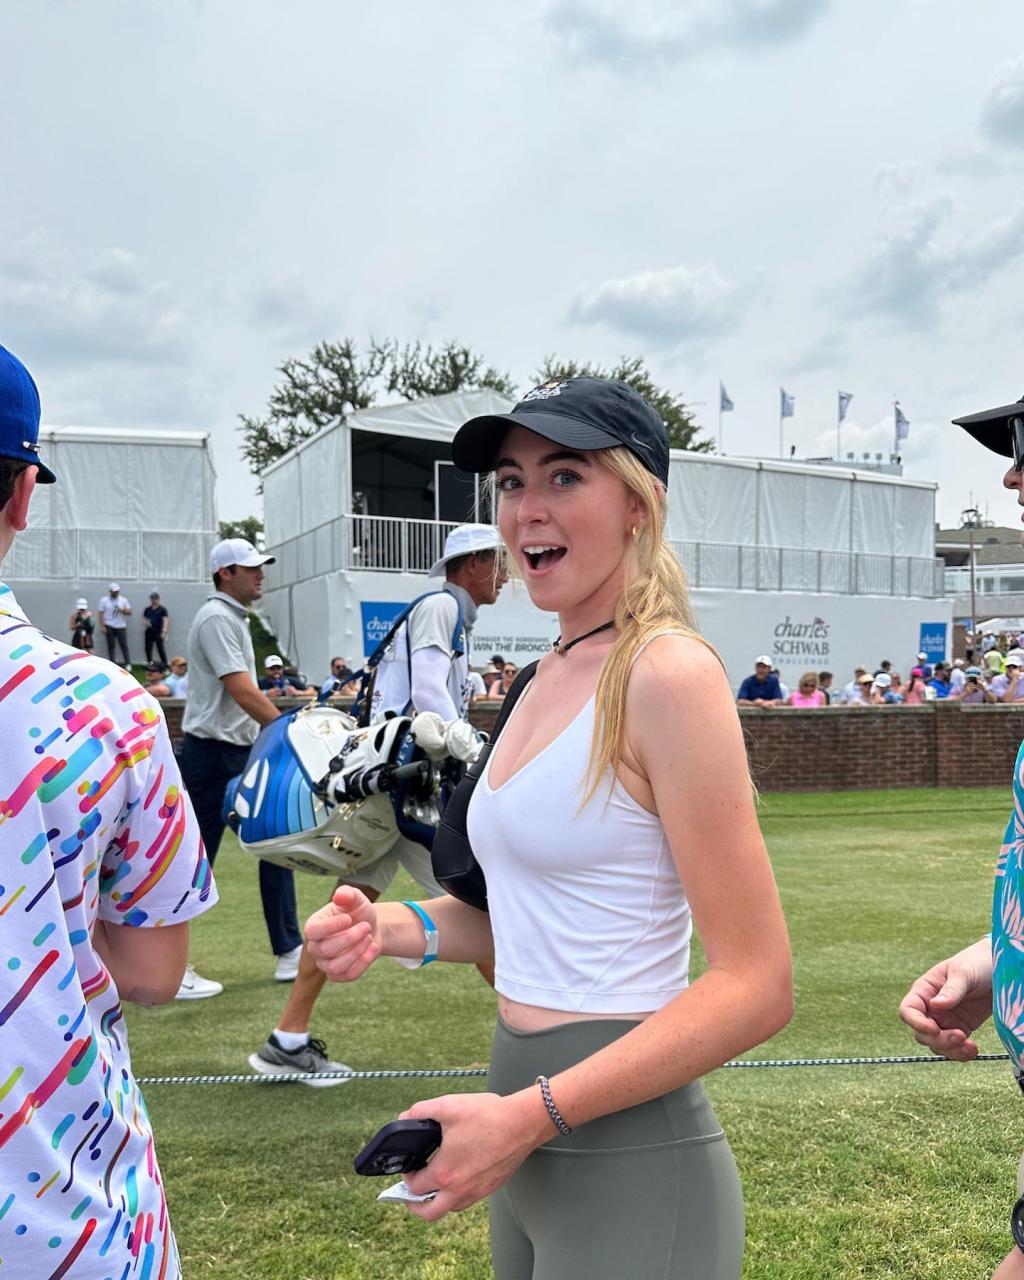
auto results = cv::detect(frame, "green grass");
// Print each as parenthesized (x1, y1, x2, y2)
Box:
(124, 788, 1020, 1278)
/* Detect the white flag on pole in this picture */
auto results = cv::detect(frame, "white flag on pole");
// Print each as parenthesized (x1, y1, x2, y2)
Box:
(895, 404, 910, 441)
(720, 382, 734, 413)
(838, 391, 853, 423)
(780, 388, 795, 418)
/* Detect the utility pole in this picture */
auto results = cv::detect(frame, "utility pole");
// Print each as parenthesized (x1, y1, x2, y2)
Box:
(961, 504, 980, 642)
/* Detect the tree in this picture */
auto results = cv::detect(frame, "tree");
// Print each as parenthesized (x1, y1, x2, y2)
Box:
(239, 338, 516, 483)
(218, 516, 265, 548)
(533, 355, 712, 453)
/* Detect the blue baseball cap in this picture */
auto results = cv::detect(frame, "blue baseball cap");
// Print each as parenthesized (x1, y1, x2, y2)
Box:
(0, 345, 55, 484)
(453, 377, 670, 486)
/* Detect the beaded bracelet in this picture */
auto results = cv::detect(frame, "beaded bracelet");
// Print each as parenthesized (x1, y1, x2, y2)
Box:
(535, 1074, 572, 1136)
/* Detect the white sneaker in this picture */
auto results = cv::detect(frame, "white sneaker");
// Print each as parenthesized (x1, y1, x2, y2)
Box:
(274, 945, 303, 982)
(175, 965, 223, 1000)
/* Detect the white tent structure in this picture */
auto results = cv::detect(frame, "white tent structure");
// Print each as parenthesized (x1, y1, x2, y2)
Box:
(260, 392, 950, 690)
(5, 426, 218, 646)
(977, 617, 1024, 635)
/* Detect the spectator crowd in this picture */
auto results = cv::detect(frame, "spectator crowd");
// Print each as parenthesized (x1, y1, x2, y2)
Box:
(736, 640, 1024, 708)
(67, 589, 1024, 717)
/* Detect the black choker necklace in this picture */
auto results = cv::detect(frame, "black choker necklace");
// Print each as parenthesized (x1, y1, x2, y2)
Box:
(553, 620, 616, 657)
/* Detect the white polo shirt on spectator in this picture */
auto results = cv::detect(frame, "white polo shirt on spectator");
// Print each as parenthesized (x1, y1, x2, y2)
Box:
(97, 593, 131, 629)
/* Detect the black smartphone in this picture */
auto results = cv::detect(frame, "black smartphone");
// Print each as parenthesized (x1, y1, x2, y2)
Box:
(353, 1119, 442, 1176)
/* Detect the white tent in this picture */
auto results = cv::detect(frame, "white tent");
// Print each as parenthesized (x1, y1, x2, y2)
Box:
(977, 617, 1024, 635)
(14, 426, 218, 582)
(259, 391, 948, 683)
(5, 425, 219, 644)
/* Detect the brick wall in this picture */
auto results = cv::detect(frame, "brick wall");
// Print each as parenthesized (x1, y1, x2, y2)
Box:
(160, 699, 1024, 793)
(739, 704, 1024, 791)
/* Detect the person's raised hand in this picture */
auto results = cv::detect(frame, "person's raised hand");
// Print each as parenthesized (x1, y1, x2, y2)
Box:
(305, 885, 381, 982)
(898, 936, 994, 1060)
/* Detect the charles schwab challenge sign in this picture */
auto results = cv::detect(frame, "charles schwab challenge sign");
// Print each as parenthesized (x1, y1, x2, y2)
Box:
(771, 614, 830, 661)
(360, 601, 407, 654)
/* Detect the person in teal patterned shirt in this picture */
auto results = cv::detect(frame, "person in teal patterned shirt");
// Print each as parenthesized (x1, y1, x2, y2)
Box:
(900, 395, 1024, 1279)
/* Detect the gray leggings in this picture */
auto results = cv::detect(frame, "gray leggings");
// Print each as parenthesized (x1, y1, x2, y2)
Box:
(488, 1017, 744, 1280)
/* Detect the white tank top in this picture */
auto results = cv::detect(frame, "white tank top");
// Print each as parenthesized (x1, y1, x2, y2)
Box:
(467, 667, 692, 1015)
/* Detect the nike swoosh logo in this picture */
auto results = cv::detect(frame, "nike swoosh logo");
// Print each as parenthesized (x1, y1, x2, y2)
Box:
(629, 434, 653, 451)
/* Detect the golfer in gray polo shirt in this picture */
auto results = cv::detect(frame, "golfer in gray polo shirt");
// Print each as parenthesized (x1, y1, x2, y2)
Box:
(176, 538, 303, 999)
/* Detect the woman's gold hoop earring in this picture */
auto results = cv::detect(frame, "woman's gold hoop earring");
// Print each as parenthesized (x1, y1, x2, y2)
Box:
(631, 526, 638, 542)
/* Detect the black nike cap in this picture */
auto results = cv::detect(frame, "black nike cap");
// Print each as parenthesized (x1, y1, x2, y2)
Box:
(952, 395, 1024, 458)
(452, 377, 670, 486)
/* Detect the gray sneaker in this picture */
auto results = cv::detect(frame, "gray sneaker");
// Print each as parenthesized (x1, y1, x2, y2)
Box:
(248, 1034, 351, 1087)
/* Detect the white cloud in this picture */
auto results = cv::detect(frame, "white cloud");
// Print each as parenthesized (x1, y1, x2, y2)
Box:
(807, 412, 939, 464)
(247, 274, 337, 343)
(0, 231, 189, 367)
(789, 330, 848, 375)
(569, 263, 743, 348)
(936, 147, 1005, 179)
(981, 55, 1024, 149)
(841, 182, 1024, 328)
(545, 0, 829, 67)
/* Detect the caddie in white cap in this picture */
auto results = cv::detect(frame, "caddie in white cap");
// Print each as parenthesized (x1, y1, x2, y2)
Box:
(249, 521, 507, 1083)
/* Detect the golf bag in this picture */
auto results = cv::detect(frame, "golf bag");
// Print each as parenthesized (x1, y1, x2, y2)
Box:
(223, 702, 439, 878)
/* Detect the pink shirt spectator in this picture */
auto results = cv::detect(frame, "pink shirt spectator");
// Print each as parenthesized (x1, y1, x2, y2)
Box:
(789, 689, 826, 707)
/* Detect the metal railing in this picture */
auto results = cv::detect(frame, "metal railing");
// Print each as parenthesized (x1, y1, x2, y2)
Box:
(673, 541, 945, 597)
(944, 566, 1024, 594)
(267, 514, 460, 586)
(3, 527, 217, 582)
(264, 514, 946, 598)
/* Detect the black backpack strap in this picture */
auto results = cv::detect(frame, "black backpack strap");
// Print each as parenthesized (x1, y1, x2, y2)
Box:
(351, 591, 441, 726)
(487, 660, 539, 743)
(431, 658, 539, 912)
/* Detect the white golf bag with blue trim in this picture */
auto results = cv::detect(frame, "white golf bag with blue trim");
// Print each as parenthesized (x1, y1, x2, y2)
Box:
(223, 703, 439, 878)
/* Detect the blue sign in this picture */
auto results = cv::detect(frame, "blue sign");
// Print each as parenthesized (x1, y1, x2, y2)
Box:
(360, 601, 406, 656)
(919, 622, 947, 665)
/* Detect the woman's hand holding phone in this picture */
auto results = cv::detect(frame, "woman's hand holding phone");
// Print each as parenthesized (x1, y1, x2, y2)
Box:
(398, 1090, 552, 1222)
(305, 885, 382, 982)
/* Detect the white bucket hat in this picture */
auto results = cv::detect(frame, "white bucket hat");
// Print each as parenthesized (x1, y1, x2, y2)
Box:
(427, 524, 502, 578)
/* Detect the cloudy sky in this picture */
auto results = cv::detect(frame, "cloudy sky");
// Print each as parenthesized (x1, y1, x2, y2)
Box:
(5, 0, 1024, 533)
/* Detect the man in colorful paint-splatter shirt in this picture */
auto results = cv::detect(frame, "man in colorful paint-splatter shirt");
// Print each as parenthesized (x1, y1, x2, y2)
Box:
(0, 343, 217, 1279)
(899, 395, 1024, 1279)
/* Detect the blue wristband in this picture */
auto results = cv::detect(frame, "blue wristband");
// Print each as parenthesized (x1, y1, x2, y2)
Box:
(396, 900, 439, 969)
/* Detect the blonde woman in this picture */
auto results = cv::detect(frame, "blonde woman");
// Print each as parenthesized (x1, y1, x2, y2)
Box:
(787, 671, 826, 707)
(306, 378, 793, 1279)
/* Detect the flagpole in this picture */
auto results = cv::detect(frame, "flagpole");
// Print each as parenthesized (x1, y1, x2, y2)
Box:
(837, 400, 841, 461)
(718, 399, 723, 454)
(779, 401, 783, 459)
(893, 400, 898, 458)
